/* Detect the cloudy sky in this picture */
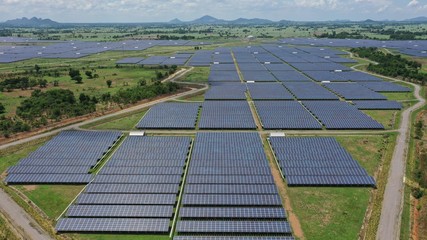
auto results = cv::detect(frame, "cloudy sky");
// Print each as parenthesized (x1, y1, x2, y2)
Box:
(0, 0, 426, 22)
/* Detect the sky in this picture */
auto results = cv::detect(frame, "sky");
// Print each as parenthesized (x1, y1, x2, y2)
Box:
(0, 0, 426, 23)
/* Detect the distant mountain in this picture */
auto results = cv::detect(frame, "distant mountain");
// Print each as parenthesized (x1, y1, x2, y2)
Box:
(403, 16, 427, 22)
(168, 18, 183, 24)
(170, 15, 279, 25)
(189, 15, 226, 24)
(3, 17, 61, 27)
(231, 18, 274, 25)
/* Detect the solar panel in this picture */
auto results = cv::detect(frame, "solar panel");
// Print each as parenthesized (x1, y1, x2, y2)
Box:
(5, 174, 93, 184)
(323, 83, 387, 100)
(85, 184, 180, 193)
(179, 207, 286, 219)
(254, 101, 322, 130)
(186, 175, 274, 185)
(352, 100, 402, 110)
(241, 70, 277, 82)
(6, 130, 121, 184)
(177, 220, 291, 234)
(205, 84, 247, 100)
(198, 101, 257, 129)
(270, 71, 312, 82)
(76, 193, 177, 205)
(136, 102, 200, 129)
(269, 137, 376, 187)
(208, 70, 241, 82)
(247, 83, 294, 100)
(188, 167, 272, 175)
(283, 82, 339, 100)
(184, 184, 278, 195)
(116, 57, 144, 64)
(56, 218, 170, 233)
(67, 205, 173, 218)
(302, 101, 384, 129)
(99, 166, 183, 175)
(92, 175, 181, 184)
(359, 82, 411, 92)
(264, 64, 294, 71)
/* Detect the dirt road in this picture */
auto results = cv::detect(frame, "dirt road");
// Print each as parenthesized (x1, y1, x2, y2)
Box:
(0, 188, 53, 240)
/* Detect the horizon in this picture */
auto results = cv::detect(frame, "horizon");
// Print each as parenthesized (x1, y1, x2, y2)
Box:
(3, 14, 427, 24)
(0, 0, 426, 23)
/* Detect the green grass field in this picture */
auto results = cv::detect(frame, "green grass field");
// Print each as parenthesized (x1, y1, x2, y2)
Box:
(177, 67, 209, 83)
(363, 110, 399, 130)
(15, 185, 84, 219)
(92, 110, 147, 130)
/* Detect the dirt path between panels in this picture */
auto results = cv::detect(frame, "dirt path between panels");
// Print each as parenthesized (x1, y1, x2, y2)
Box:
(262, 136, 305, 239)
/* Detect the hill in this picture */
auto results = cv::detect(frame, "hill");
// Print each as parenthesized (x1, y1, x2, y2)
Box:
(3, 17, 61, 27)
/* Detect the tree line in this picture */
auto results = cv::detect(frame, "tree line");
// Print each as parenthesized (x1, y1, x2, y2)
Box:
(351, 47, 427, 85)
(0, 81, 180, 137)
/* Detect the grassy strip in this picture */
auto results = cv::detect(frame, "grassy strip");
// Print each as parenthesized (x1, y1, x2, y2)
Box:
(363, 110, 400, 130)
(0, 211, 21, 240)
(400, 186, 412, 240)
(80, 108, 148, 130)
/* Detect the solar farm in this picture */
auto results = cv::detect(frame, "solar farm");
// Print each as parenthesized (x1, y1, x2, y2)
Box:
(0, 35, 421, 240)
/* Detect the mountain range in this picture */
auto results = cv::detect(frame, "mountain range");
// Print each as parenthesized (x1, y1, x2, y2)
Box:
(1, 16, 427, 27)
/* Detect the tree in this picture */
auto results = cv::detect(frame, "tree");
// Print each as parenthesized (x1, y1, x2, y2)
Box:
(0, 103, 5, 114)
(85, 71, 93, 79)
(53, 80, 59, 87)
(74, 76, 83, 84)
(34, 64, 41, 74)
(106, 80, 112, 88)
(138, 80, 146, 86)
(38, 79, 48, 88)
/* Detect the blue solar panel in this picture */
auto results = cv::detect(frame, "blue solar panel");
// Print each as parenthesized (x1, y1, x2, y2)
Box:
(303, 101, 384, 129)
(359, 82, 411, 92)
(6, 130, 121, 184)
(324, 83, 387, 100)
(198, 101, 256, 129)
(67, 205, 173, 218)
(247, 83, 294, 100)
(283, 82, 339, 100)
(241, 70, 277, 82)
(264, 64, 294, 71)
(179, 207, 286, 219)
(254, 101, 322, 130)
(184, 184, 278, 195)
(116, 57, 144, 64)
(205, 84, 247, 100)
(211, 64, 237, 71)
(177, 220, 291, 234)
(56, 218, 170, 233)
(136, 102, 200, 129)
(182, 194, 282, 206)
(85, 184, 180, 193)
(352, 100, 402, 110)
(270, 137, 376, 187)
(238, 63, 266, 71)
(208, 70, 241, 82)
(270, 71, 312, 82)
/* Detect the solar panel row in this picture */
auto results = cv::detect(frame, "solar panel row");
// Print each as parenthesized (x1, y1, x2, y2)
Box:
(269, 137, 376, 187)
(56, 136, 191, 233)
(136, 102, 201, 129)
(302, 101, 384, 129)
(176, 132, 293, 238)
(6, 130, 121, 184)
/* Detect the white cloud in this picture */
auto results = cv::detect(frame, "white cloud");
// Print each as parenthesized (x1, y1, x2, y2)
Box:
(294, 0, 339, 9)
(408, 0, 419, 7)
